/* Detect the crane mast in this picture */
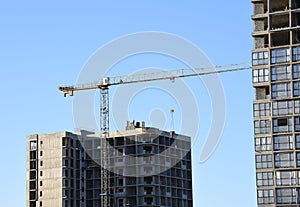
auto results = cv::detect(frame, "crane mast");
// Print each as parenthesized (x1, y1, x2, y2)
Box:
(58, 62, 252, 207)
(99, 86, 110, 206)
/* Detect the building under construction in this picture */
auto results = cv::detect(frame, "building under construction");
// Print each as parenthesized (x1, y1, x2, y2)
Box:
(252, 0, 300, 206)
(26, 122, 193, 207)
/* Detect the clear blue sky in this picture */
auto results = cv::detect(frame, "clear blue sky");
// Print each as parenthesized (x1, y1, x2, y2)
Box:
(0, 1, 254, 206)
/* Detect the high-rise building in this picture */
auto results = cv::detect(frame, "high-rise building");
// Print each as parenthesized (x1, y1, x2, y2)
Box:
(252, 0, 300, 206)
(26, 122, 193, 207)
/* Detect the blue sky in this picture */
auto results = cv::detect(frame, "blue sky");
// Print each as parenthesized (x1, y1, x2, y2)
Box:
(0, 1, 254, 206)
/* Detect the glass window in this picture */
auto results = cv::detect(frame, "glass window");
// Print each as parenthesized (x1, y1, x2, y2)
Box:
(63, 189, 69, 198)
(273, 117, 292, 133)
(271, 48, 290, 64)
(30, 161, 36, 169)
(253, 51, 269, 66)
(293, 81, 300, 97)
(63, 159, 69, 167)
(30, 141, 37, 151)
(271, 65, 290, 81)
(276, 171, 297, 186)
(274, 135, 293, 150)
(255, 137, 272, 151)
(256, 154, 272, 169)
(295, 100, 300, 114)
(276, 188, 297, 204)
(257, 172, 274, 186)
(254, 102, 270, 117)
(274, 153, 294, 168)
(271, 83, 291, 98)
(292, 64, 300, 79)
(293, 46, 300, 62)
(254, 120, 271, 134)
(272, 100, 292, 116)
(257, 189, 274, 204)
(295, 117, 300, 132)
(253, 68, 269, 83)
(295, 134, 300, 149)
(63, 169, 68, 177)
(29, 151, 36, 160)
(296, 153, 300, 166)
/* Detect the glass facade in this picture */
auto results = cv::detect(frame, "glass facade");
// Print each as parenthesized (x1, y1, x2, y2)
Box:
(271, 48, 290, 64)
(253, 51, 269, 66)
(271, 65, 290, 81)
(253, 68, 269, 83)
(254, 102, 270, 117)
(273, 135, 293, 150)
(292, 64, 300, 79)
(272, 100, 292, 116)
(271, 82, 291, 98)
(257, 172, 274, 186)
(255, 137, 272, 151)
(252, 1, 300, 206)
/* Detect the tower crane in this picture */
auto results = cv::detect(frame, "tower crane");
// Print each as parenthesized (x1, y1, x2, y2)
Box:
(58, 62, 251, 207)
